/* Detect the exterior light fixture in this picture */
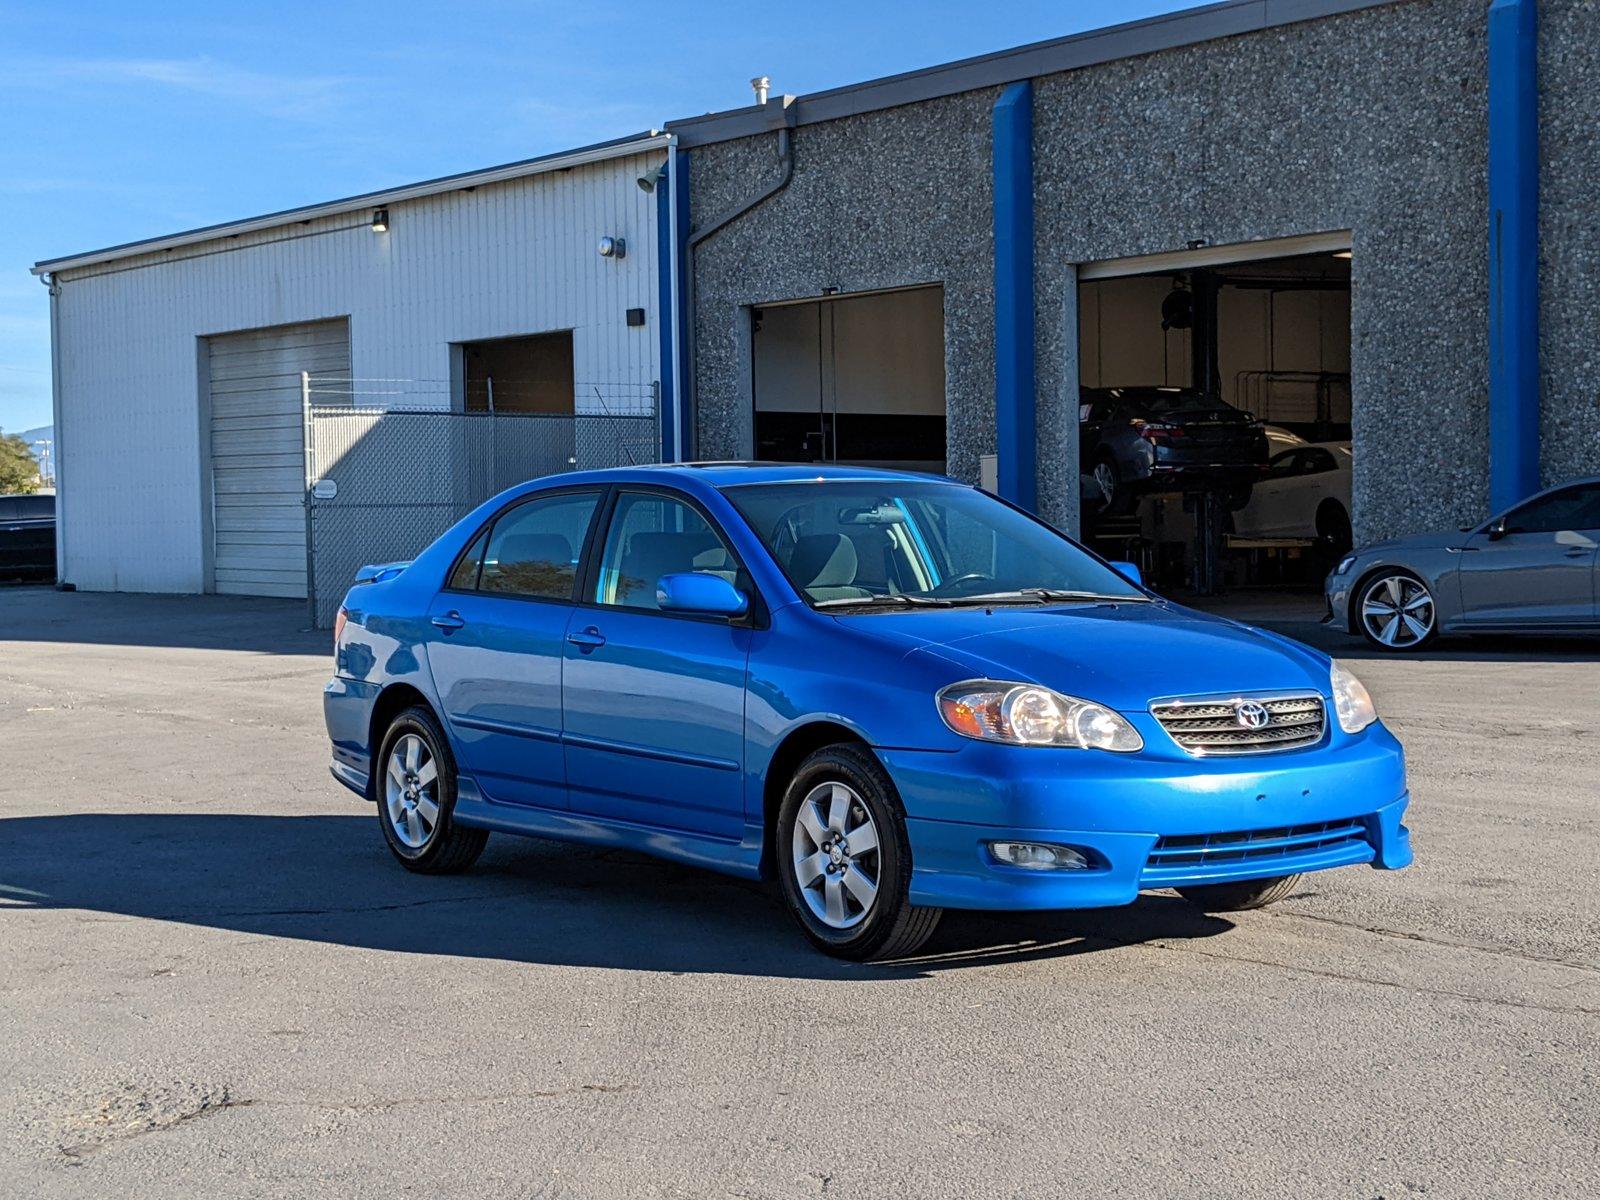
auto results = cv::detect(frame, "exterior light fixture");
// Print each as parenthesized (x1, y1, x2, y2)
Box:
(371, 208, 389, 233)
(636, 163, 667, 193)
(598, 236, 626, 259)
(1333, 249, 1352, 259)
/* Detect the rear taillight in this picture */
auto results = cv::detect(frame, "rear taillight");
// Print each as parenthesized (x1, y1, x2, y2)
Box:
(333, 606, 348, 655)
(1138, 423, 1187, 442)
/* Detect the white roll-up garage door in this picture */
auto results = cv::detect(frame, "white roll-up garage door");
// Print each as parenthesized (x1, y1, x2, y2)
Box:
(206, 319, 350, 598)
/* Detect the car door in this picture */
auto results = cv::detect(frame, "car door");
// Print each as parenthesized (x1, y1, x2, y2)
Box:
(1283, 446, 1341, 538)
(1234, 448, 1303, 538)
(1457, 483, 1600, 627)
(425, 488, 603, 809)
(562, 488, 754, 840)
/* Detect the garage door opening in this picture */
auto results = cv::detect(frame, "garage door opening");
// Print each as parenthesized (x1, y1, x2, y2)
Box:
(1076, 249, 1352, 597)
(460, 330, 575, 414)
(751, 286, 946, 472)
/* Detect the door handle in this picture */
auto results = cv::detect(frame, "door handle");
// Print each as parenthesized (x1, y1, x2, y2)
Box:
(566, 626, 607, 650)
(430, 611, 466, 632)
(1564, 547, 1592, 558)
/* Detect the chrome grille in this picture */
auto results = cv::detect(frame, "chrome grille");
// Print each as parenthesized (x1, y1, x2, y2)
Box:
(1150, 692, 1326, 756)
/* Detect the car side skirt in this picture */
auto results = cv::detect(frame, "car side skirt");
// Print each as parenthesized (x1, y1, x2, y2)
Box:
(451, 775, 767, 881)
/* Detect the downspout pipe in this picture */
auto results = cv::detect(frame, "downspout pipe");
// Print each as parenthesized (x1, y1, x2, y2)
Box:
(1487, 0, 1540, 511)
(681, 96, 797, 460)
(38, 270, 67, 587)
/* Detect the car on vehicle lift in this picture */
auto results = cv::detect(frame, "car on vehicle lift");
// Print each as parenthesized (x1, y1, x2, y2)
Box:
(326, 464, 1411, 960)
(1080, 387, 1269, 515)
(1327, 476, 1600, 650)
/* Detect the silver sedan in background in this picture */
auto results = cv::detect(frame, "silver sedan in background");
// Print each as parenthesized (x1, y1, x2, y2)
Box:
(1326, 476, 1600, 650)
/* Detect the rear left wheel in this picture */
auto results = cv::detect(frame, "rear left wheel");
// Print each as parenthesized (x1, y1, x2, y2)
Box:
(775, 745, 941, 961)
(376, 706, 488, 873)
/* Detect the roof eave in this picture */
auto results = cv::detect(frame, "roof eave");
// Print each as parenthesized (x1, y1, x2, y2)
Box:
(667, 0, 1402, 148)
(32, 130, 670, 277)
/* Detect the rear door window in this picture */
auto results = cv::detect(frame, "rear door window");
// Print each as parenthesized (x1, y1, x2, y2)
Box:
(474, 491, 601, 600)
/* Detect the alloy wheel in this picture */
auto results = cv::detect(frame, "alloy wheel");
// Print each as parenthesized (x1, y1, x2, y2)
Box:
(385, 733, 440, 849)
(1360, 574, 1434, 647)
(1093, 461, 1118, 504)
(791, 781, 881, 929)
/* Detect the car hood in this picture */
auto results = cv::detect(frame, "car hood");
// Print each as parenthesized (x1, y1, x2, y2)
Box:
(1352, 530, 1467, 557)
(838, 601, 1330, 712)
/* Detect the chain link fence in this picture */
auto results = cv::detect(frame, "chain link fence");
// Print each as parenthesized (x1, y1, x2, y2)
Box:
(303, 379, 659, 627)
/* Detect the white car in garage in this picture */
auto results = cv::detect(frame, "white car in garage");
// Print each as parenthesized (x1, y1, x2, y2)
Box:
(1232, 441, 1353, 550)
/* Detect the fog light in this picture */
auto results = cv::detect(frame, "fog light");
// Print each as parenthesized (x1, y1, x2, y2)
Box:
(988, 841, 1090, 870)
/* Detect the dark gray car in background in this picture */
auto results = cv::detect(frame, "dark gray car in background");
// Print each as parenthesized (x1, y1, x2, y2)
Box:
(0, 493, 55, 582)
(1326, 477, 1600, 649)
(1079, 387, 1269, 514)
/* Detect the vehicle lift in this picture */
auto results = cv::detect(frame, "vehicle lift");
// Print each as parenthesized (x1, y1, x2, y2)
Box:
(1182, 269, 1229, 598)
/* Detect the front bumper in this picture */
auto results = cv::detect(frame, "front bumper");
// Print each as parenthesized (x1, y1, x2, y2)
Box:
(1325, 572, 1355, 631)
(880, 726, 1411, 911)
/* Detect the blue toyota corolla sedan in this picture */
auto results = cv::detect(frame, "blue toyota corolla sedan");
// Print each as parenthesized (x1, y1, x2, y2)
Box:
(325, 464, 1412, 959)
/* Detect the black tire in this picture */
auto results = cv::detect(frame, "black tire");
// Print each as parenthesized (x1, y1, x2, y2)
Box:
(1222, 484, 1254, 512)
(1093, 455, 1137, 516)
(1316, 501, 1353, 556)
(1352, 568, 1438, 652)
(1178, 873, 1302, 912)
(775, 744, 941, 961)
(375, 705, 488, 874)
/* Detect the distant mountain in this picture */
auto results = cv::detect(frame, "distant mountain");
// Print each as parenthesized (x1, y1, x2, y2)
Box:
(10, 425, 54, 479)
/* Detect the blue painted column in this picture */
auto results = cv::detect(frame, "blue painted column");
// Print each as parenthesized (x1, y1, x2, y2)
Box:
(1487, 0, 1540, 511)
(993, 81, 1036, 511)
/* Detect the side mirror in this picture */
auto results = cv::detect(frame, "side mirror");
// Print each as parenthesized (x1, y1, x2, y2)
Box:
(1486, 519, 1508, 542)
(1111, 561, 1143, 586)
(655, 572, 749, 617)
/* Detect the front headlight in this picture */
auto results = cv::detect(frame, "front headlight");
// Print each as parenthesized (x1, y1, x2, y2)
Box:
(1329, 662, 1377, 733)
(1334, 555, 1356, 576)
(936, 680, 1143, 752)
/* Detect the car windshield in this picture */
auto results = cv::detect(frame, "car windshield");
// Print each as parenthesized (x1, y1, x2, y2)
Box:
(724, 480, 1149, 609)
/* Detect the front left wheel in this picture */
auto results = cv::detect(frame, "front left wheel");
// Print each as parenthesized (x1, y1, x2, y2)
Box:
(375, 705, 489, 873)
(775, 744, 941, 961)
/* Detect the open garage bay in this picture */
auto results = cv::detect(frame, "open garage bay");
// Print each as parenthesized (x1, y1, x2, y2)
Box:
(1, 589, 1596, 1198)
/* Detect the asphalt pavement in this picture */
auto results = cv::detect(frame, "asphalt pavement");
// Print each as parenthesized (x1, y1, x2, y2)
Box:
(1, 586, 1596, 1198)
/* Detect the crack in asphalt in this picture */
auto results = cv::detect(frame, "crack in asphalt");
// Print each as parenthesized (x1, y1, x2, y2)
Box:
(1273, 909, 1600, 976)
(1141, 937, 1600, 1018)
(262, 1082, 639, 1113)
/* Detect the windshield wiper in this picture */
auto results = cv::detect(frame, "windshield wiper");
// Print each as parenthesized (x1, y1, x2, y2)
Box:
(814, 593, 955, 610)
(955, 588, 1154, 605)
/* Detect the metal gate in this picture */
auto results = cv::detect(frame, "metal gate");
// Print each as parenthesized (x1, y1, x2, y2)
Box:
(303, 382, 658, 627)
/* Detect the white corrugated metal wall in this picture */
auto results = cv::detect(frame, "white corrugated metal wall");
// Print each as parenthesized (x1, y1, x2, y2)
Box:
(50, 148, 662, 594)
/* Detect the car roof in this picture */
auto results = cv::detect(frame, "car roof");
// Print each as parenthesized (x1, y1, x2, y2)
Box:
(543, 462, 965, 490)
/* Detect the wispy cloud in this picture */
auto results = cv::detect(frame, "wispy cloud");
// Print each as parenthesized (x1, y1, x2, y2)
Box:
(8, 56, 355, 120)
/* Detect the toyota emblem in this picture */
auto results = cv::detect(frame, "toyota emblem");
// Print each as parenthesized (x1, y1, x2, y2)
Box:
(1235, 701, 1271, 729)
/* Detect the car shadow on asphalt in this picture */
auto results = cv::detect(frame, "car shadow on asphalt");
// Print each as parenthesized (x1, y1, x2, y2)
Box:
(0, 813, 1234, 979)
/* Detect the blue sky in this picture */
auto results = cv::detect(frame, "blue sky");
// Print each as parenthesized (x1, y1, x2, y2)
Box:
(0, 0, 1199, 434)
